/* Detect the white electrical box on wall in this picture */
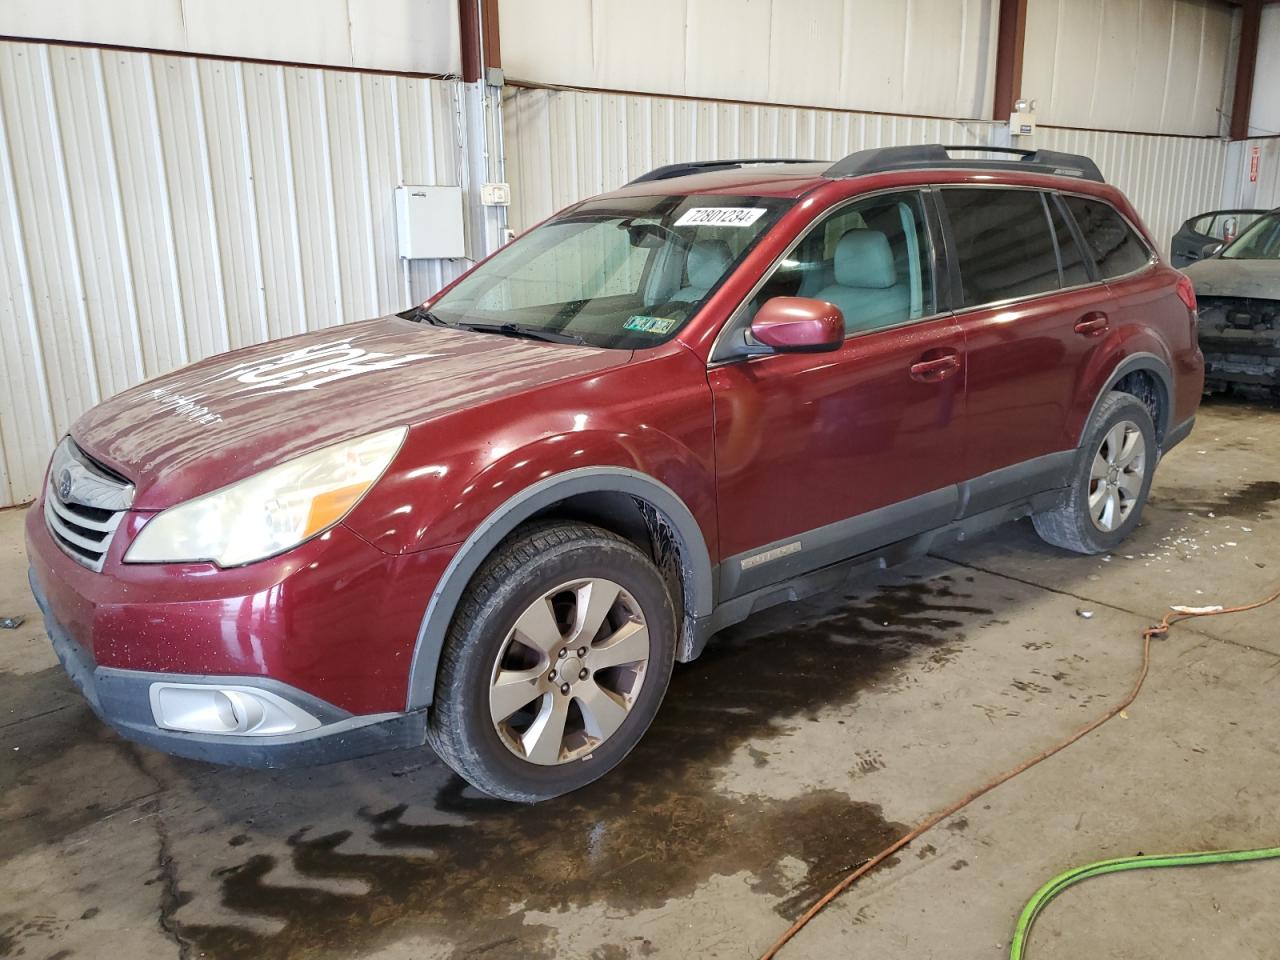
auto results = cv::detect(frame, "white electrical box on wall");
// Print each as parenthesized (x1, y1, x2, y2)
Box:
(1009, 98, 1038, 138)
(395, 185, 466, 259)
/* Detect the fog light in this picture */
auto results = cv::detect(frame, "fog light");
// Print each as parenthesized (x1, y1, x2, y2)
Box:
(149, 683, 321, 736)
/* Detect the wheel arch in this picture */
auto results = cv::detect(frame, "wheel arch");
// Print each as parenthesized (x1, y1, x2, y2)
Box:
(1078, 352, 1173, 449)
(405, 467, 714, 710)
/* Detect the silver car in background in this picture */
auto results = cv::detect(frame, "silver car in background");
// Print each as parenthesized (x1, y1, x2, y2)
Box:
(1182, 208, 1280, 399)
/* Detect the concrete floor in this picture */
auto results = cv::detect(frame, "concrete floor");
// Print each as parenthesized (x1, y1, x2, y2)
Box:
(3, 399, 1280, 960)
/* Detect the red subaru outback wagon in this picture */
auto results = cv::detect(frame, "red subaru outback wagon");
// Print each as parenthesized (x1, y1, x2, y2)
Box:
(27, 145, 1202, 801)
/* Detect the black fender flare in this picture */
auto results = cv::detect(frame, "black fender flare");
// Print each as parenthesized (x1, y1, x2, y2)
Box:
(1079, 352, 1173, 447)
(404, 467, 714, 710)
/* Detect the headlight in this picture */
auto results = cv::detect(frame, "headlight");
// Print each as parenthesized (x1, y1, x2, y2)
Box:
(125, 426, 407, 567)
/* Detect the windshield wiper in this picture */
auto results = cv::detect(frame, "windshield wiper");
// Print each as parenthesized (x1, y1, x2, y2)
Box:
(462, 322, 586, 345)
(399, 305, 453, 327)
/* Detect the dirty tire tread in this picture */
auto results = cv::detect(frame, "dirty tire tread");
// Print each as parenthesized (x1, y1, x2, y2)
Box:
(1032, 390, 1157, 555)
(426, 521, 675, 803)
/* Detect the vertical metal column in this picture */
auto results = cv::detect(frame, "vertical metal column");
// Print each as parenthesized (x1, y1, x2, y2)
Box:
(457, 0, 508, 262)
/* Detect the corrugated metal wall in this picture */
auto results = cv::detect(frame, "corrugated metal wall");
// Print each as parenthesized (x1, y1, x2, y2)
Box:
(1028, 125, 1227, 256)
(502, 86, 999, 232)
(1023, 0, 1236, 137)
(498, 0, 1000, 122)
(0, 39, 467, 506)
(503, 85, 1227, 264)
(1222, 138, 1280, 211)
(2, 0, 462, 76)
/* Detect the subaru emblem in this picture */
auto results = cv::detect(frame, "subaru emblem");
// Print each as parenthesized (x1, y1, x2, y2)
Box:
(57, 469, 74, 502)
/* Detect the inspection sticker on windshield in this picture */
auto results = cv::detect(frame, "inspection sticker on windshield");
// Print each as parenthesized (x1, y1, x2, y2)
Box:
(674, 207, 767, 227)
(624, 315, 678, 335)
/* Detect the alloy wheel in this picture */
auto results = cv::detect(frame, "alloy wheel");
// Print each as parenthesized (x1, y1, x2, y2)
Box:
(1088, 420, 1147, 532)
(489, 578, 651, 765)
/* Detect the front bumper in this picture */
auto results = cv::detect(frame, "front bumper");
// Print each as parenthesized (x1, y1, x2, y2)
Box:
(29, 568, 428, 767)
(25, 501, 457, 715)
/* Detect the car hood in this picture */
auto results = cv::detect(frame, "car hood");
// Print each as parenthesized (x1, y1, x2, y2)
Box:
(71, 315, 630, 509)
(1183, 258, 1280, 299)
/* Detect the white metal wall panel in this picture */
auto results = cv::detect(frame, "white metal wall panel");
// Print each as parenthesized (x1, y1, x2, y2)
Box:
(1, 0, 462, 76)
(152, 56, 233, 362)
(1023, 0, 1235, 136)
(1250, 6, 1280, 138)
(1221, 139, 1280, 212)
(502, 86, 999, 233)
(499, 0, 999, 121)
(0, 39, 466, 506)
(1028, 125, 1226, 258)
(505, 85, 1229, 262)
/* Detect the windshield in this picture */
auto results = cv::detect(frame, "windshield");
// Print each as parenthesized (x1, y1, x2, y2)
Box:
(426, 194, 792, 349)
(1222, 211, 1280, 260)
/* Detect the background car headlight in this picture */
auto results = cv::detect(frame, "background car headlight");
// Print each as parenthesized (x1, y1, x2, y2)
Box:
(125, 426, 407, 567)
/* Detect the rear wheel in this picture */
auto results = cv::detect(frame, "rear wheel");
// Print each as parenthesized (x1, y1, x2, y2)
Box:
(1032, 391, 1157, 554)
(426, 522, 676, 802)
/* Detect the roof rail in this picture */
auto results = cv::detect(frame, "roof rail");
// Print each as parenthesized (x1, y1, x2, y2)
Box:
(824, 144, 1105, 183)
(627, 158, 819, 185)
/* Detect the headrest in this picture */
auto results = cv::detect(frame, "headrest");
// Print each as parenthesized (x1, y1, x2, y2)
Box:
(686, 239, 732, 289)
(833, 230, 895, 289)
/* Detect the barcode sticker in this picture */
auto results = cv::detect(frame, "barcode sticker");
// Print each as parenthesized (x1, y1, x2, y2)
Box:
(674, 207, 768, 227)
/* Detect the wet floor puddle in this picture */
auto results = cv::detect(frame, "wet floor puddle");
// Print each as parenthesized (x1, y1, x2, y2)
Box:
(4, 576, 996, 959)
(1149, 479, 1280, 520)
(163, 577, 996, 959)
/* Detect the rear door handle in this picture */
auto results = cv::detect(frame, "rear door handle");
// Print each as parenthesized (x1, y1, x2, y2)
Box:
(909, 352, 961, 382)
(1074, 312, 1109, 336)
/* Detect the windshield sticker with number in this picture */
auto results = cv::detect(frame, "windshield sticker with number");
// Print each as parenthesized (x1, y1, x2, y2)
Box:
(674, 207, 768, 227)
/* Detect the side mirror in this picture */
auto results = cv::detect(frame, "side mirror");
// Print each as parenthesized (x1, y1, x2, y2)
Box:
(1200, 240, 1225, 260)
(748, 297, 844, 354)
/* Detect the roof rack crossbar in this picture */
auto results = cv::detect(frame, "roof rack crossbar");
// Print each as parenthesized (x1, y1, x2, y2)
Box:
(627, 158, 818, 185)
(823, 144, 1105, 183)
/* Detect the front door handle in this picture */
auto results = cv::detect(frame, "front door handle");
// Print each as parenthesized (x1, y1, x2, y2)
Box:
(1074, 312, 1109, 336)
(909, 352, 961, 382)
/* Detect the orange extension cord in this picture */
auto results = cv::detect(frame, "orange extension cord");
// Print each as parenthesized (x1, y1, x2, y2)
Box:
(759, 581, 1280, 960)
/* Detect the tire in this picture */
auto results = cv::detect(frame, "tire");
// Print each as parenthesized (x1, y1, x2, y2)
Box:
(426, 521, 676, 802)
(1032, 390, 1157, 555)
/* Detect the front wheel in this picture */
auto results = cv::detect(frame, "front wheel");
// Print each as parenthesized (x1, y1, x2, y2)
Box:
(1032, 390, 1157, 555)
(426, 522, 676, 802)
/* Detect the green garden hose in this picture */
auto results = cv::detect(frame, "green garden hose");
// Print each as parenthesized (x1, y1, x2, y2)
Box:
(1010, 846, 1280, 959)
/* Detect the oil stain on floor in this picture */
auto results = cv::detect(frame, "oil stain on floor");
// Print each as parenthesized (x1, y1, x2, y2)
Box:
(168, 577, 996, 960)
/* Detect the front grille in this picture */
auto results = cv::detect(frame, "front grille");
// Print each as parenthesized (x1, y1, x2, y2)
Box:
(43, 439, 134, 572)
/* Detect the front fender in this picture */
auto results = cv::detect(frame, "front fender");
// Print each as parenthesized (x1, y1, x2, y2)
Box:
(416, 427, 717, 551)
(402, 463, 715, 710)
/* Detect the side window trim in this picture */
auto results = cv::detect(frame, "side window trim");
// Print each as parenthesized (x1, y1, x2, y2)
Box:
(927, 184, 964, 314)
(708, 187, 946, 364)
(1050, 192, 1102, 284)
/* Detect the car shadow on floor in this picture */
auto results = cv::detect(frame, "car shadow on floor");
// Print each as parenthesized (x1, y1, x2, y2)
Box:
(5, 564, 1014, 959)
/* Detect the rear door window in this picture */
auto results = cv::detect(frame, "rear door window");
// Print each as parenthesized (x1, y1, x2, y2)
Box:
(1062, 196, 1152, 279)
(941, 187, 1061, 308)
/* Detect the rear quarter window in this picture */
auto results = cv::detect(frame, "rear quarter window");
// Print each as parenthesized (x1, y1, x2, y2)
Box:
(1062, 196, 1152, 279)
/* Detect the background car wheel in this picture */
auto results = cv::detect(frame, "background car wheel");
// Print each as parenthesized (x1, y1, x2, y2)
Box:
(426, 521, 676, 802)
(1032, 390, 1158, 555)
